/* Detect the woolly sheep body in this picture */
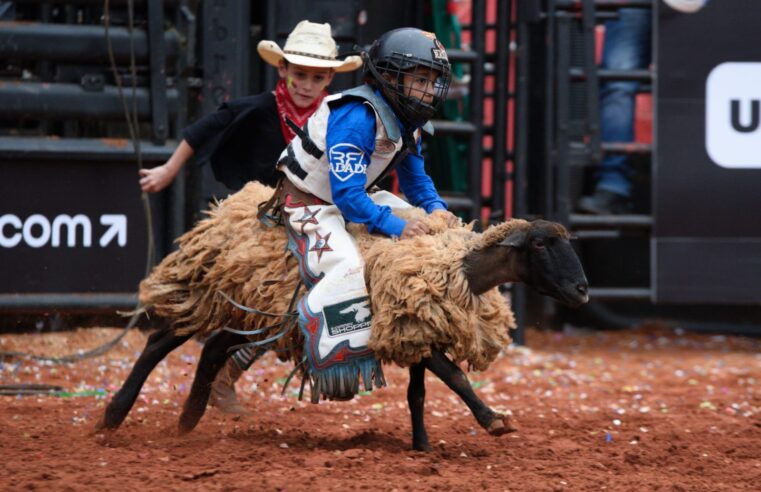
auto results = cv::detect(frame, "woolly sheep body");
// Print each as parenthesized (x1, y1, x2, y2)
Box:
(140, 182, 519, 371)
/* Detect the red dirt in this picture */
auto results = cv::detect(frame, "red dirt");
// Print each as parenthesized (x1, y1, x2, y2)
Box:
(1, 325, 760, 491)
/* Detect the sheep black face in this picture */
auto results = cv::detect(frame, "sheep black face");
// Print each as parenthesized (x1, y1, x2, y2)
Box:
(464, 219, 589, 307)
(502, 220, 589, 307)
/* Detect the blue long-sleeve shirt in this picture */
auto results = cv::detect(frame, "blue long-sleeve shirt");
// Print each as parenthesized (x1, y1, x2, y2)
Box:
(326, 97, 447, 238)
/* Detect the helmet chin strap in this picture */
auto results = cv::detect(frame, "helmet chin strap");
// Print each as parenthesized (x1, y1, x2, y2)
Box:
(401, 128, 418, 153)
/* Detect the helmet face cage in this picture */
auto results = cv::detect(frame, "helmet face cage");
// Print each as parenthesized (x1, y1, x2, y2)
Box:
(364, 28, 453, 128)
(376, 52, 451, 128)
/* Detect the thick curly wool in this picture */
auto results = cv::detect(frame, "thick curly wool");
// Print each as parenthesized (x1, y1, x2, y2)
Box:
(360, 221, 523, 370)
(140, 182, 523, 370)
(139, 185, 299, 347)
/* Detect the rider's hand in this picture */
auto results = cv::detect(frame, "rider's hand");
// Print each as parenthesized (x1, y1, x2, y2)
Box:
(139, 163, 176, 193)
(400, 219, 430, 239)
(431, 209, 460, 228)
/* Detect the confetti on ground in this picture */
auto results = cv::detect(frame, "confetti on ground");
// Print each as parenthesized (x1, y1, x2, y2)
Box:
(0, 325, 759, 490)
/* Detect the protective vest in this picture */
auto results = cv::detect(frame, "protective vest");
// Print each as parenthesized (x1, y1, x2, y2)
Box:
(277, 85, 433, 204)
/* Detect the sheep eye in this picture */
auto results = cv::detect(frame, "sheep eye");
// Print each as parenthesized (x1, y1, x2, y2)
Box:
(531, 238, 545, 249)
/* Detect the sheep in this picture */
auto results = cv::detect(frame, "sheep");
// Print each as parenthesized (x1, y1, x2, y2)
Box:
(97, 182, 588, 451)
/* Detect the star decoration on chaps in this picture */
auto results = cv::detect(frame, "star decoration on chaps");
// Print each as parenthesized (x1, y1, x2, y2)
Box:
(309, 232, 333, 263)
(293, 206, 319, 234)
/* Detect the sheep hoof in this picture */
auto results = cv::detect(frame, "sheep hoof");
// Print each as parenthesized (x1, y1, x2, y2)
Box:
(93, 417, 107, 432)
(177, 422, 194, 436)
(177, 411, 201, 436)
(486, 414, 517, 436)
(94, 413, 120, 432)
(412, 441, 433, 452)
(92, 418, 115, 436)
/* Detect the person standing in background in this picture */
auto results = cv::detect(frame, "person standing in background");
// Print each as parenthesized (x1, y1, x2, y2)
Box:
(577, 8, 651, 214)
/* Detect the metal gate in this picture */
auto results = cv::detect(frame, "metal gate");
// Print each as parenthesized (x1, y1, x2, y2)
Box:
(1, 1, 506, 313)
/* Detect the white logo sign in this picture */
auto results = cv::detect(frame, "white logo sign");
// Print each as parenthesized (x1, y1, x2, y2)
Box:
(0, 213, 127, 248)
(329, 143, 368, 182)
(99, 214, 127, 247)
(706, 62, 761, 168)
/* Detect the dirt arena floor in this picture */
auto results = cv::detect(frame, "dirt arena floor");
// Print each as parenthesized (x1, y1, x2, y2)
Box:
(1, 324, 760, 491)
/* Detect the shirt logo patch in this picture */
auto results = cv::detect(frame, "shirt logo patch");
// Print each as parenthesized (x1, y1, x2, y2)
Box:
(329, 143, 368, 182)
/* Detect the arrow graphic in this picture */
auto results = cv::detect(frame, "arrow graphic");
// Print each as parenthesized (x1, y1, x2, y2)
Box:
(99, 214, 127, 247)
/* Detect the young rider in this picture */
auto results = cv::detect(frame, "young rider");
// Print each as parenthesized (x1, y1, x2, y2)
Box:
(138, 20, 361, 193)
(273, 28, 458, 401)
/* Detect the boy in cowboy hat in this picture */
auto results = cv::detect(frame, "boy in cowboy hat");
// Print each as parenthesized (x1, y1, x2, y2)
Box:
(138, 20, 361, 193)
(139, 21, 361, 414)
(271, 28, 459, 402)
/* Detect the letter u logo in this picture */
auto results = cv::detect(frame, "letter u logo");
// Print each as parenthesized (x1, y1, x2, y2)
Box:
(706, 62, 761, 168)
(730, 99, 760, 133)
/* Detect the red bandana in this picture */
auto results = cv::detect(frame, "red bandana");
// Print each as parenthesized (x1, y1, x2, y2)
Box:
(275, 79, 327, 144)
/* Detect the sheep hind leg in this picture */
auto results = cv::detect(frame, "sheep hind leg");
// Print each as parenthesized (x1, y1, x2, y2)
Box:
(178, 330, 247, 434)
(424, 349, 517, 437)
(96, 326, 192, 431)
(407, 362, 431, 451)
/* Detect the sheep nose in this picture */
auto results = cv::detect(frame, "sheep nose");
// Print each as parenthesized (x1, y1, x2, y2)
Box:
(576, 282, 588, 296)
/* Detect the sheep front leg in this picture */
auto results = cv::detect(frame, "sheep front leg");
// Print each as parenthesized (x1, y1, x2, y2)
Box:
(97, 327, 192, 431)
(178, 330, 247, 434)
(407, 362, 431, 451)
(424, 349, 516, 436)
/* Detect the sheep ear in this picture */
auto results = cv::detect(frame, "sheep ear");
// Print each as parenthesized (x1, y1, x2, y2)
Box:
(499, 229, 526, 248)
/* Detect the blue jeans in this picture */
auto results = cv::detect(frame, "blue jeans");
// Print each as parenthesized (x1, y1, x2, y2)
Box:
(0, 2, 15, 21)
(596, 8, 652, 198)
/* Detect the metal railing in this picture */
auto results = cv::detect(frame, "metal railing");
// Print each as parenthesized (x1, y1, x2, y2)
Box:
(512, 0, 656, 330)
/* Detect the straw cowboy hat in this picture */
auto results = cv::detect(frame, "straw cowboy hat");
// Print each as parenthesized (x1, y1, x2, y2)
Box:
(257, 20, 363, 73)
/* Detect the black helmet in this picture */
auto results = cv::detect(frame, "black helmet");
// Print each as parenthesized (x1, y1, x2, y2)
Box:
(365, 28, 452, 129)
